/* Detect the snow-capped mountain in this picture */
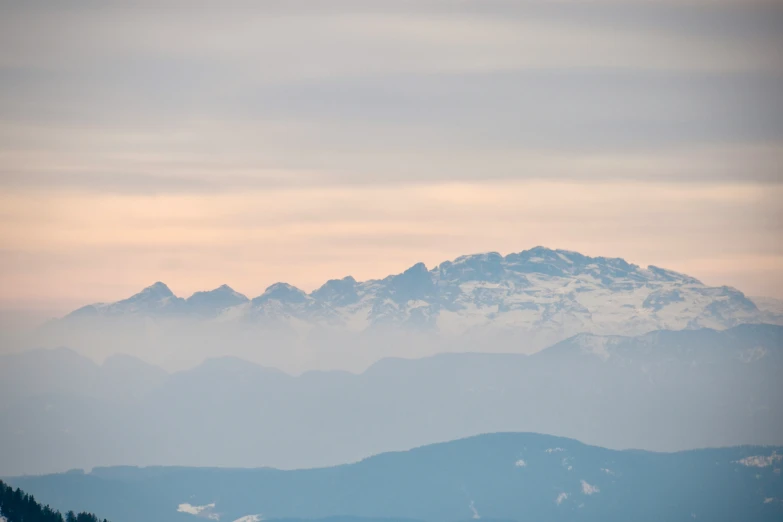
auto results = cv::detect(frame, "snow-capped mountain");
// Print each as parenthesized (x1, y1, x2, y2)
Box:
(186, 284, 250, 316)
(67, 281, 184, 317)
(35, 246, 781, 373)
(67, 282, 249, 318)
(60, 247, 776, 338)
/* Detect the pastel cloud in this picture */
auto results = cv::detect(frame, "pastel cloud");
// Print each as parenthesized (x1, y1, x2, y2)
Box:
(0, 0, 781, 310)
(1, 179, 780, 311)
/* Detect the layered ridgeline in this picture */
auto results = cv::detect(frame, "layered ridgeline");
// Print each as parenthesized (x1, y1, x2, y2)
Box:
(6, 433, 783, 522)
(1, 325, 780, 476)
(34, 247, 782, 372)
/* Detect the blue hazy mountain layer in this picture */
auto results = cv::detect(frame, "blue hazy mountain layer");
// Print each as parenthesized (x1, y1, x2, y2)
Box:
(0, 325, 781, 476)
(5, 433, 783, 522)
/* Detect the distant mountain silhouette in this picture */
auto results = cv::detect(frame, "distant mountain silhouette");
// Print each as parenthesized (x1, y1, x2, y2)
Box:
(1, 325, 781, 476)
(6, 433, 783, 522)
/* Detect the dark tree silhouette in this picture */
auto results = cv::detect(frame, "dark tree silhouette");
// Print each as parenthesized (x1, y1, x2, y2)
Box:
(0, 481, 108, 522)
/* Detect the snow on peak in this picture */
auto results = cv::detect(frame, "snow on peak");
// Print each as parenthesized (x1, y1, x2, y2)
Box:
(311, 276, 359, 306)
(121, 281, 176, 304)
(140, 281, 174, 298)
(438, 252, 505, 283)
(57, 247, 776, 347)
(90, 281, 185, 315)
(450, 252, 503, 265)
(188, 285, 248, 303)
(254, 283, 308, 304)
(646, 265, 702, 285)
(386, 262, 435, 303)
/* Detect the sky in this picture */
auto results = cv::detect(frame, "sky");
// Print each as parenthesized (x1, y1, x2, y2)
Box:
(0, 0, 782, 314)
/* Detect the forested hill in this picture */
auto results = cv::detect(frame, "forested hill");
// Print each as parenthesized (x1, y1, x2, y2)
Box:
(8, 433, 783, 522)
(0, 480, 108, 522)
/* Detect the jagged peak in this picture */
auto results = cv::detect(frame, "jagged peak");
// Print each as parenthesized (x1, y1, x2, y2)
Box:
(82, 281, 185, 316)
(646, 265, 702, 285)
(404, 262, 428, 274)
(390, 262, 433, 285)
(317, 275, 357, 287)
(502, 247, 676, 282)
(254, 282, 308, 304)
(186, 284, 249, 306)
(194, 284, 244, 295)
(449, 251, 503, 265)
(507, 246, 615, 263)
(123, 282, 175, 301)
(312, 276, 357, 294)
(436, 251, 506, 283)
(518, 245, 569, 256)
(264, 282, 305, 292)
(311, 276, 359, 305)
(526, 245, 555, 253)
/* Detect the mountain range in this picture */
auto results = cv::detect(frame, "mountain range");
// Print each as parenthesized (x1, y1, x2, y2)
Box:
(5, 432, 783, 522)
(29, 247, 783, 373)
(2, 324, 780, 476)
(61, 247, 775, 332)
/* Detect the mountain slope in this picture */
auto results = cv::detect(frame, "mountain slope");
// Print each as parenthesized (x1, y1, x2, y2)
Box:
(1, 325, 780, 475)
(6, 433, 783, 522)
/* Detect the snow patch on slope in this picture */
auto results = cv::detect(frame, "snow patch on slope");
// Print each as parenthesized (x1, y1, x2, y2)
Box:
(581, 480, 600, 495)
(735, 453, 782, 468)
(178, 503, 219, 520)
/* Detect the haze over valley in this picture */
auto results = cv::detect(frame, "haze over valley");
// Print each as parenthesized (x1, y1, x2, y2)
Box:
(22, 247, 783, 373)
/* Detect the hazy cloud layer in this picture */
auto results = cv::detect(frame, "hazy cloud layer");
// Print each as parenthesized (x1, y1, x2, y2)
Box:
(1, 181, 781, 310)
(0, 0, 781, 308)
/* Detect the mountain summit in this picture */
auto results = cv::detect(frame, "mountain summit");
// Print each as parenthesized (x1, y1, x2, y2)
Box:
(186, 285, 249, 316)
